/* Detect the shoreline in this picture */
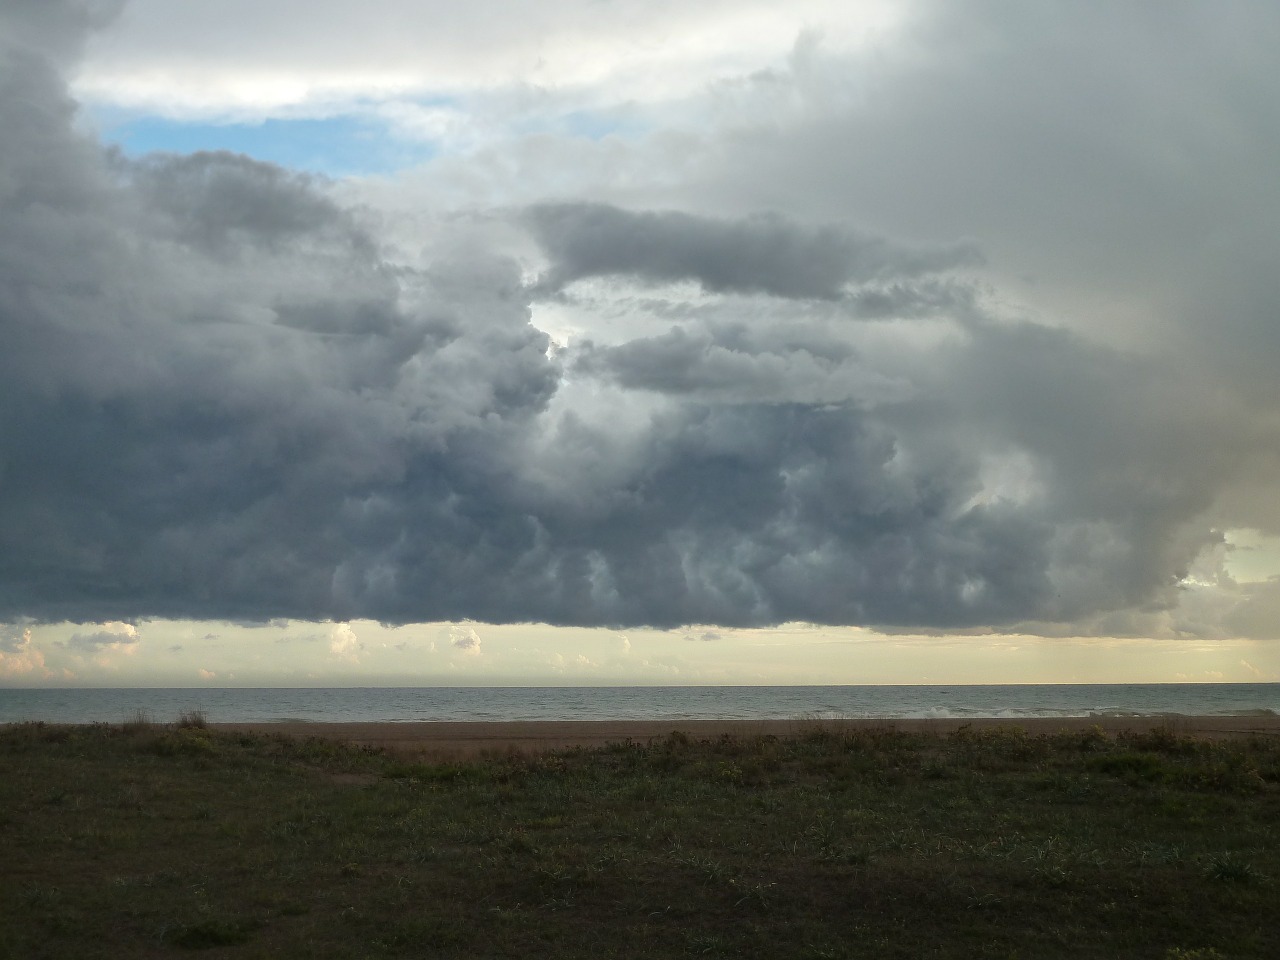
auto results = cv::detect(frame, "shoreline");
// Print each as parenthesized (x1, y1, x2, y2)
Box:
(209, 714, 1280, 757)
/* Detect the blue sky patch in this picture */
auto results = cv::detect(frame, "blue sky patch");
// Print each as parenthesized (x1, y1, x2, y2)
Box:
(90, 111, 436, 178)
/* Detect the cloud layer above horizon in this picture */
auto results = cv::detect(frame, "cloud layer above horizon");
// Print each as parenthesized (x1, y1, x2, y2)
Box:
(4, 0, 1280, 644)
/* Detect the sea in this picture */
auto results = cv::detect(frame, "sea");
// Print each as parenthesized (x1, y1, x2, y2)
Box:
(1, 684, 1277, 725)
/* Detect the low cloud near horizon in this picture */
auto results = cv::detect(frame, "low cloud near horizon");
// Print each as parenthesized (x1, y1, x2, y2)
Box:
(3, 0, 1280, 662)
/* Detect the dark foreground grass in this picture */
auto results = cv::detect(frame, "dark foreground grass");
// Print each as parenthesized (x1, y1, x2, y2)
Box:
(2, 721, 1277, 959)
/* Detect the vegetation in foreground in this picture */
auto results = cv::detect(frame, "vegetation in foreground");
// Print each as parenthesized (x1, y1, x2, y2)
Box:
(1, 718, 1277, 959)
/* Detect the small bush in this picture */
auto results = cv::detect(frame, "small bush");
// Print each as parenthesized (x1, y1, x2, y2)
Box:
(664, 730, 692, 750)
(1203, 852, 1266, 884)
(1124, 724, 1199, 755)
(121, 709, 154, 733)
(1075, 724, 1110, 751)
(176, 710, 208, 729)
(1086, 750, 1171, 782)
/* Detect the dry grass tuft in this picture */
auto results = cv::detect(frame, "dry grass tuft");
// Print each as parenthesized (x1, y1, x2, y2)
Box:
(175, 709, 208, 729)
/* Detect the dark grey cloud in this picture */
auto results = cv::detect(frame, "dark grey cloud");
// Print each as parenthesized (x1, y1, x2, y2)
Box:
(62, 627, 139, 653)
(127, 150, 358, 259)
(526, 202, 979, 300)
(0, 0, 123, 66)
(0, 9, 557, 626)
(570, 322, 912, 407)
(844, 280, 980, 322)
(674, 1, 1280, 384)
(503, 398, 1052, 629)
(0, 1, 1271, 638)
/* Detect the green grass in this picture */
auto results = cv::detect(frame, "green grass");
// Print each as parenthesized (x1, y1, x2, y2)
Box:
(1, 721, 1277, 958)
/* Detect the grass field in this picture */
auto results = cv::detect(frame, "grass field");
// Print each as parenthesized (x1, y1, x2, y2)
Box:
(2, 719, 1277, 958)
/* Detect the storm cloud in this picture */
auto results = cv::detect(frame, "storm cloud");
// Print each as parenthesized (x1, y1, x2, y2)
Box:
(2, 0, 1277, 640)
(526, 202, 979, 300)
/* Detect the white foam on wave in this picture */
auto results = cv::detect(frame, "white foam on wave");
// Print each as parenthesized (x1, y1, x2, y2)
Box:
(892, 705, 1187, 721)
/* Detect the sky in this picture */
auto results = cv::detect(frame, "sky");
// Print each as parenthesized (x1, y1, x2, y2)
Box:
(2, 0, 1280, 688)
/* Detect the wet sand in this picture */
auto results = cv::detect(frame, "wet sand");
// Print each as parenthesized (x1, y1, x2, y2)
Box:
(212, 714, 1280, 758)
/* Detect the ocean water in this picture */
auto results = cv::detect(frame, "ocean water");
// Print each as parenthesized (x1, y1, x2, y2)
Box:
(1, 684, 1277, 725)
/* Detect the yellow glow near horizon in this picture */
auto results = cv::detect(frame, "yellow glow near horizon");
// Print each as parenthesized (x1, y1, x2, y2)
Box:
(3, 619, 1277, 687)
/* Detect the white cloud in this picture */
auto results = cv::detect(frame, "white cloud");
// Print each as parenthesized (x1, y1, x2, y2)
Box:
(0, 627, 49, 678)
(329, 622, 362, 662)
(75, 0, 902, 118)
(450, 623, 483, 656)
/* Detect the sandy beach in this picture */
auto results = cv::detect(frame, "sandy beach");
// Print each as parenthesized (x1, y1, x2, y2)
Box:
(211, 713, 1280, 758)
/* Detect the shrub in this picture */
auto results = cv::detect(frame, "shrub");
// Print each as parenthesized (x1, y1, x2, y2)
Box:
(1203, 852, 1266, 884)
(176, 710, 208, 729)
(121, 709, 154, 734)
